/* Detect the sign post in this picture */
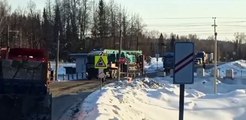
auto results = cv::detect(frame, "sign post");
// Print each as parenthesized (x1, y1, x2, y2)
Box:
(174, 42, 194, 120)
(95, 55, 108, 89)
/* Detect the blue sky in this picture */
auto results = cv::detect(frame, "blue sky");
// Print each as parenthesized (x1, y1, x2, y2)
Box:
(8, 0, 246, 40)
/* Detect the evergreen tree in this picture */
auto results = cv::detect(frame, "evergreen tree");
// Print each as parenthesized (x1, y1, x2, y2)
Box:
(53, 4, 62, 59)
(42, 8, 49, 48)
(91, 7, 99, 48)
(170, 34, 175, 52)
(158, 33, 164, 55)
(98, 0, 108, 48)
(54, 4, 62, 42)
(122, 10, 128, 49)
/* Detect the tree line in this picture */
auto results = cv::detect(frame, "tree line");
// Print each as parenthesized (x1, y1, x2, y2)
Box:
(0, 0, 145, 60)
(0, 0, 245, 61)
(156, 33, 246, 61)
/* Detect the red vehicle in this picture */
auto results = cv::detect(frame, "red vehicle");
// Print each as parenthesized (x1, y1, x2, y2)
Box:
(0, 48, 52, 120)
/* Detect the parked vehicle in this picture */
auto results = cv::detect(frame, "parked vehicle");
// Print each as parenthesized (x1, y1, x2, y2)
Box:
(163, 52, 174, 74)
(0, 48, 52, 120)
(195, 51, 214, 65)
(194, 57, 203, 65)
(196, 51, 206, 63)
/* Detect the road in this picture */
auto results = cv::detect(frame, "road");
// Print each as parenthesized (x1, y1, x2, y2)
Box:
(50, 80, 101, 120)
(52, 92, 91, 120)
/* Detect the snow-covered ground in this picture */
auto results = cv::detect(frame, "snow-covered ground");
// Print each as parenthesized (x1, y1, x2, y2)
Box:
(63, 59, 246, 120)
(207, 60, 246, 78)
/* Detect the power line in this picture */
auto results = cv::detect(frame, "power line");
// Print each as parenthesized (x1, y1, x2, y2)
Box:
(146, 22, 246, 27)
(219, 21, 246, 23)
(143, 17, 212, 20)
(216, 17, 246, 19)
(143, 17, 246, 20)
(220, 25, 246, 27)
(147, 25, 209, 27)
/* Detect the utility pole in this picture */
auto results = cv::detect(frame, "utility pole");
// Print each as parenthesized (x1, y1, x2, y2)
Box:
(136, 32, 139, 50)
(7, 25, 9, 47)
(118, 13, 122, 81)
(20, 29, 22, 48)
(55, 32, 60, 81)
(212, 17, 218, 94)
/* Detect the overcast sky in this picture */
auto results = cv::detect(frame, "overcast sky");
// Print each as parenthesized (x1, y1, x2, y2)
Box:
(8, 0, 246, 40)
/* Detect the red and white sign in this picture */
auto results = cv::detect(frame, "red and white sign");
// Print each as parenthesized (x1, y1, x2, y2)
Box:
(119, 58, 127, 64)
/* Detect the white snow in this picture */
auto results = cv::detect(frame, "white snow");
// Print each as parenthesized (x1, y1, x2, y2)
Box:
(66, 59, 246, 120)
(207, 60, 246, 78)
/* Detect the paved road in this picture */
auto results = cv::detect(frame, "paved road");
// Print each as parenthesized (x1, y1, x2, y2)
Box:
(50, 80, 102, 120)
(52, 92, 91, 120)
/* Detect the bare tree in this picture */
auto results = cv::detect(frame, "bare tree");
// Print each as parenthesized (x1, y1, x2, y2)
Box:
(121, 8, 129, 49)
(91, 0, 99, 48)
(0, 0, 10, 47)
(108, 0, 118, 49)
(234, 32, 246, 59)
(78, 0, 90, 50)
(45, 0, 53, 21)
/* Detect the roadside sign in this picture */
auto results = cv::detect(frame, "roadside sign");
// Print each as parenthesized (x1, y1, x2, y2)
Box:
(98, 69, 106, 79)
(174, 42, 194, 120)
(174, 42, 194, 84)
(119, 57, 127, 64)
(95, 55, 108, 69)
(98, 68, 106, 90)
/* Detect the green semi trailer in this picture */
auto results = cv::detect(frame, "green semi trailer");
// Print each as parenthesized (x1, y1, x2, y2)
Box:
(86, 49, 144, 79)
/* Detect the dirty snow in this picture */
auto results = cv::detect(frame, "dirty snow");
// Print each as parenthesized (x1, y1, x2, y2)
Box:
(65, 59, 246, 120)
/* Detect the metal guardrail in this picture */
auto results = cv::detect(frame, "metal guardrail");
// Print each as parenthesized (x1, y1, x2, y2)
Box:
(58, 72, 87, 80)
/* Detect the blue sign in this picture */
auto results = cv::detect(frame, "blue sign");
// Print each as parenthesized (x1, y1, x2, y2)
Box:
(174, 42, 194, 84)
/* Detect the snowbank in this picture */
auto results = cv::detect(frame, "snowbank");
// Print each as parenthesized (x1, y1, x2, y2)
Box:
(68, 59, 246, 120)
(74, 77, 246, 120)
(208, 60, 246, 78)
